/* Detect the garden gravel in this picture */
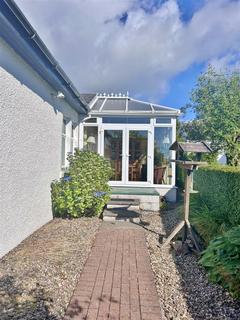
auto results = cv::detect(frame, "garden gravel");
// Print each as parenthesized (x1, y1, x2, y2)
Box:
(141, 209, 240, 320)
(0, 217, 101, 319)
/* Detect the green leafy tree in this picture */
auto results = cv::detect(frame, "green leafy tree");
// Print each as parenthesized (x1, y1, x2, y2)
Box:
(178, 119, 205, 141)
(181, 66, 240, 166)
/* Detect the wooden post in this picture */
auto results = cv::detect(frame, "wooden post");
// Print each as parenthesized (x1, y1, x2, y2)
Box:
(162, 162, 202, 251)
(162, 220, 185, 246)
(184, 169, 191, 221)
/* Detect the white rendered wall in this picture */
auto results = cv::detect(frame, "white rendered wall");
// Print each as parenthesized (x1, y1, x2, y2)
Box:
(155, 187, 177, 202)
(0, 38, 80, 257)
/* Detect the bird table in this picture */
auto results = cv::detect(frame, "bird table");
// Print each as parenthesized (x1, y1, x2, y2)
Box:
(162, 160, 207, 251)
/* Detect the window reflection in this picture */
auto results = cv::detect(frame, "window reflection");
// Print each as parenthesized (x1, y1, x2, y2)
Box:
(156, 117, 171, 124)
(83, 127, 98, 152)
(129, 130, 148, 182)
(102, 117, 150, 124)
(154, 127, 172, 185)
(104, 130, 123, 181)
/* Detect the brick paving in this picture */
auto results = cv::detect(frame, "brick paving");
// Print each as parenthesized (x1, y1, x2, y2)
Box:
(64, 223, 163, 320)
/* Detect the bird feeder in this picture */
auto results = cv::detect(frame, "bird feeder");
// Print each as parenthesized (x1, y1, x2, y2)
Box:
(162, 141, 212, 251)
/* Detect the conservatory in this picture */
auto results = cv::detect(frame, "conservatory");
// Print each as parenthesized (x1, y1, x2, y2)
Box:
(79, 94, 180, 201)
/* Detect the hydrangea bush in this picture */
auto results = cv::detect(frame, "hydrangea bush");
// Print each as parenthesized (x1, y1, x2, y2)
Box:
(51, 150, 113, 218)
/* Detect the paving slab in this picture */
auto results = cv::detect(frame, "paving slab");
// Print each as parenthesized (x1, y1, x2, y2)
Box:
(64, 222, 163, 320)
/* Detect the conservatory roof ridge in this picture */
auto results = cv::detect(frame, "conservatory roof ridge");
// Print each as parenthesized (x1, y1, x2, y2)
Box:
(88, 93, 180, 115)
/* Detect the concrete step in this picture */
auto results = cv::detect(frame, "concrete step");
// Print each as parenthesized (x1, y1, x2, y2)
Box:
(107, 198, 140, 211)
(110, 194, 160, 211)
(108, 198, 140, 206)
(103, 208, 140, 223)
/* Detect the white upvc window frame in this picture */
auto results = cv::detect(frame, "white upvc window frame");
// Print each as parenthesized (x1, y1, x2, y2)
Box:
(153, 117, 176, 187)
(70, 122, 79, 153)
(79, 117, 101, 154)
(61, 117, 80, 174)
(61, 118, 67, 170)
(79, 116, 176, 187)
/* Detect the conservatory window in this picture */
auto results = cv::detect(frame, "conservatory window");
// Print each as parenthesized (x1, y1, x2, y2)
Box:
(156, 117, 172, 124)
(70, 123, 78, 153)
(102, 117, 150, 124)
(154, 127, 172, 185)
(83, 126, 98, 152)
(61, 119, 67, 167)
(84, 117, 97, 123)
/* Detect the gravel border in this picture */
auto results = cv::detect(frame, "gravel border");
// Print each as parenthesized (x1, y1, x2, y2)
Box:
(0, 217, 101, 319)
(141, 209, 240, 320)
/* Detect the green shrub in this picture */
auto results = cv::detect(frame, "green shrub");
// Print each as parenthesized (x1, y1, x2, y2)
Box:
(190, 194, 229, 243)
(51, 150, 113, 218)
(176, 165, 185, 190)
(200, 226, 240, 299)
(191, 165, 240, 241)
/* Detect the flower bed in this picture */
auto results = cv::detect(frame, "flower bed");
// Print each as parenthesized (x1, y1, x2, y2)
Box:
(142, 209, 240, 319)
(0, 217, 101, 319)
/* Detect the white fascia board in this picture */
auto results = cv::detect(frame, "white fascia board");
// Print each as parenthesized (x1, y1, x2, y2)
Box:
(88, 95, 98, 109)
(89, 111, 180, 116)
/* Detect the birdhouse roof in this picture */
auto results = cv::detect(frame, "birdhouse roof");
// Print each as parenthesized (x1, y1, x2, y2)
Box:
(169, 141, 212, 153)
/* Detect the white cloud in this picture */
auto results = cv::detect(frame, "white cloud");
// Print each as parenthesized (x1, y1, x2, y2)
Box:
(15, 0, 240, 102)
(209, 52, 240, 72)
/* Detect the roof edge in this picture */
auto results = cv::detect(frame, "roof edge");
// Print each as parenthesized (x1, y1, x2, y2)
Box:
(0, 0, 89, 114)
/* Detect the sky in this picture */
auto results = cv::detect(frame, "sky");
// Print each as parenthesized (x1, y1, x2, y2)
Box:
(15, 0, 240, 110)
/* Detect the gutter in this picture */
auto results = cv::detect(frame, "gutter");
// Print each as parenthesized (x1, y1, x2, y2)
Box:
(0, 0, 89, 114)
(89, 111, 180, 116)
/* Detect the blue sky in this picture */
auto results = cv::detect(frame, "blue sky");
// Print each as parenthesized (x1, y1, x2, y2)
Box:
(16, 0, 240, 113)
(160, 63, 204, 107)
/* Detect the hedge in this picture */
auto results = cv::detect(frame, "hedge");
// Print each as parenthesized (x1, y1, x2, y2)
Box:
(194, 165, 240, 224)
(188, 165, 240, 299)
(176, 165, 186, 190)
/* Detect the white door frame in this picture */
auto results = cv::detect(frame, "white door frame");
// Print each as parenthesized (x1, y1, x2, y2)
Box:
(100, 125, 125, 185)
(100, 124, 153, 186)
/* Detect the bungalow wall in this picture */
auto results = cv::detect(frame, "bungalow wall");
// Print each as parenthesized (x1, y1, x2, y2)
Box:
(0, 38, 80, 257)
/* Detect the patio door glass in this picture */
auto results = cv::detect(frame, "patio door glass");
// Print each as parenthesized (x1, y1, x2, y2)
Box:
(128, 130, 148, 182)
(104, 130, 123, 181)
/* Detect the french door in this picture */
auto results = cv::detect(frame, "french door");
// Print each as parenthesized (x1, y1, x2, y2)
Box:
(101, 126, 152, 185)
(103, 129, 124, 182)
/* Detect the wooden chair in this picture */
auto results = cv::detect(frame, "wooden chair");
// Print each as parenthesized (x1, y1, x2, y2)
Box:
(154, 166, 167, 184)
(114, 159, 121, 180)
(129, 160, 141, 181)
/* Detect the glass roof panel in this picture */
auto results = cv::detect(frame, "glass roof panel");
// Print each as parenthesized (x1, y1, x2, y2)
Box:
(128, 100, 152, 112)
(152, 105, 170, 112)
(89, 97, 177, 114)
(102, 98, 126, 111)
(91, 98, 104, 111)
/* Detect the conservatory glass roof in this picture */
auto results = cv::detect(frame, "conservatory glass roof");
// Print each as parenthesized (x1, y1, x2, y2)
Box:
(88, 94, 180, 116)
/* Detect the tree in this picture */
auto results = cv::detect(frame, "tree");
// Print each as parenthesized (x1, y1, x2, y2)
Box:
(181, 66, 240, 166)
(178, 119, 205, 141)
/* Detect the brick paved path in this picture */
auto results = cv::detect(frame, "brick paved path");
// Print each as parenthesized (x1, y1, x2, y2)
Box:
(64, 224, 163, 320)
